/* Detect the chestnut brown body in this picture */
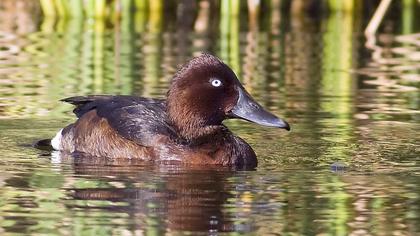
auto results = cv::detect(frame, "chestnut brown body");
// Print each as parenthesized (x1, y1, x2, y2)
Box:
(50, 54, 290, 168)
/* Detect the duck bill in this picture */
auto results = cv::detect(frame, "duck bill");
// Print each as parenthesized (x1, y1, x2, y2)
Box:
(228, 88, 290, 131)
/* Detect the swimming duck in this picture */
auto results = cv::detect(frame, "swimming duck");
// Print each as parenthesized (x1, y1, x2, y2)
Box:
(48, 54, 290, 168)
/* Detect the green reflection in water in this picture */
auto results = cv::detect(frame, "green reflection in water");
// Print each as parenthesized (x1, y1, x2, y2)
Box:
(320, 5, 355, 165)
(0, 1, 419, 235)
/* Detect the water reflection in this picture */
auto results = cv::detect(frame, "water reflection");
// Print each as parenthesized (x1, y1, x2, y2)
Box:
(1, 154, 419, 235)
(68, 159, 242, 233)
(0, 0, 419, 235)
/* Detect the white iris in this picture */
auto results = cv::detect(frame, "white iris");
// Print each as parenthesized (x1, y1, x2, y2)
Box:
(211, 79, 222, 87)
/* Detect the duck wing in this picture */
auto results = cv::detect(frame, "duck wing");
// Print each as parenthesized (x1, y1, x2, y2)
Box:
(62, 95, 176, 147)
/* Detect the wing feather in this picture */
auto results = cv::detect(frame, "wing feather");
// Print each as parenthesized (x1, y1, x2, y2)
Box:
(62, 95, 176, 146)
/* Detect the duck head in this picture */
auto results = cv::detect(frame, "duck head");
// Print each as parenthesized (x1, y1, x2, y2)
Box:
(167, 53, 290, 140)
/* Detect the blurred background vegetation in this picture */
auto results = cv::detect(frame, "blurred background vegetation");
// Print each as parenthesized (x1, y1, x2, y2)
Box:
(0, 0, 418, 161)
(0, 0, 418, 186)
(0, 0, 418, 112)
(1, 0, 419, 31)
(0, 1, 419, 235)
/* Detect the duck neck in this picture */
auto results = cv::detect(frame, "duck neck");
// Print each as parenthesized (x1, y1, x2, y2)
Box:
(166, 98, 223, 142)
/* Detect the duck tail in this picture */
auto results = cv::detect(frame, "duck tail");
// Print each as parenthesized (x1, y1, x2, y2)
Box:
(33, 139, 53, 151)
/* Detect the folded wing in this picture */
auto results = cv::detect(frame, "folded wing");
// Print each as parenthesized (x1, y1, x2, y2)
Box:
(62, 95, 176, 147)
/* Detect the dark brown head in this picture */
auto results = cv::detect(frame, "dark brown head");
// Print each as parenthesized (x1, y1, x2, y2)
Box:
(167, 53, 290, 140)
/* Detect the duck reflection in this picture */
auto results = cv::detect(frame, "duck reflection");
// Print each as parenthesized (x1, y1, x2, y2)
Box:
(53, 152, 254, 233)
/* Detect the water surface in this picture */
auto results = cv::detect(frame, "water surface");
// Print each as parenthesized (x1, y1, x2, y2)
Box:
(0, 2, 419, 235)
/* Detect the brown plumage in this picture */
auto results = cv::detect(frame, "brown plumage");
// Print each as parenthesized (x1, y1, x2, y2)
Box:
(47, 54, 290, 168)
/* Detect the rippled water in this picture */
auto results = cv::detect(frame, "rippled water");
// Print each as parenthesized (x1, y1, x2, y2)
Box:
(1, 2, 420, 235)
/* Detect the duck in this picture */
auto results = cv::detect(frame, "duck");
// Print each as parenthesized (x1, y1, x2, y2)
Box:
(46, 53, 290, 168)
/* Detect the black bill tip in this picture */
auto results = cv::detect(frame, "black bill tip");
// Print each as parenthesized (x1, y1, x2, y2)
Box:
(276, 119, 291, 131)
(228, 87, 291, 131)
(283, 120, 291, 131)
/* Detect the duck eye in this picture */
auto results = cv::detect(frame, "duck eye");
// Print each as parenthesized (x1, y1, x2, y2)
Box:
(211, 79, 222, 87)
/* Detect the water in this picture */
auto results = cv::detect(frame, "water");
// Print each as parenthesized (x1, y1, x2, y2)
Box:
(1, 2, 420, 235)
